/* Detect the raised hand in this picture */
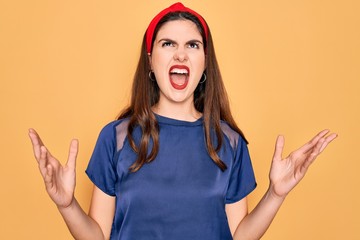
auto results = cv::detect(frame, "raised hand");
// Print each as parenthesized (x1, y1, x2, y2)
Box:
(28, 128, 79, 209)
(269, 129, 337, 198)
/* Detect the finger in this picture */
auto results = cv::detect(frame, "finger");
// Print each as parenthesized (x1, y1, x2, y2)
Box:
(300, 129, 330, 153)
(28, 128, 45, 146)
(28, 129, 43, 160)
(66, 139, 79, 169)
(272, 135, 285, 161)
(44, 164, 54, 191)
(38, 146, 48, 178)
(301, 137, 326, 172)
(29, 128, 49, 162)
(319, 133, 338, 153)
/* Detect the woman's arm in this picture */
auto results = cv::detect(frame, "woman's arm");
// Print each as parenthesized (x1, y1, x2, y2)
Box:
(231, 186, 284, 240)
(58, 186, 115, 240)
(29, 129, 115, 240)
(225, 198, 248, 235)
(226, 191, 284, 239)
(228, 130, 337, 240)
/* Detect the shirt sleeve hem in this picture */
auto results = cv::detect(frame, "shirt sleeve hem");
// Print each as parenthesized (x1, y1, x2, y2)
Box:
(225, 182, 257, 204)
(85, 170, 116, 197)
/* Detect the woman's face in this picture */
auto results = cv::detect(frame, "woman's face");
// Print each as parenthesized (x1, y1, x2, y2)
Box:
(149, 19, 206, 110)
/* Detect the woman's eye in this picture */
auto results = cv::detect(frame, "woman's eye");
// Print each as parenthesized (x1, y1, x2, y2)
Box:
(162, 41, 174, 47)
(188, 42, 200, 49)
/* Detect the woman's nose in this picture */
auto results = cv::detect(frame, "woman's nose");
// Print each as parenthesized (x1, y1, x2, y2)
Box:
(173, 47, 188, 62)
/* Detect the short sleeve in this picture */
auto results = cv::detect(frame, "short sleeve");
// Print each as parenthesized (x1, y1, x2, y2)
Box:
(225, 136, 257, 203)
(85, 122, 118, 196)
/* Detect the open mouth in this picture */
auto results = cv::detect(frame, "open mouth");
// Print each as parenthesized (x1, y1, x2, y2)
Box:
(169, 65, 189, 90)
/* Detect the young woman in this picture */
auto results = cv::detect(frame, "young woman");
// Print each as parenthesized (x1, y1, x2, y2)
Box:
(29, 3, 337, 240)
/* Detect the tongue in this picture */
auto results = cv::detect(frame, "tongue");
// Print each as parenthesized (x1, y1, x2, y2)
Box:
(170, 73, 187, 86)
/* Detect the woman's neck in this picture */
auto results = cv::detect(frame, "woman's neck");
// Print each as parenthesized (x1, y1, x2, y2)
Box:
(152, 101, 202, 122)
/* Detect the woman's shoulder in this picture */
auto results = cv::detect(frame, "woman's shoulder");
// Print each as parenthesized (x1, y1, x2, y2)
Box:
(93, 118, 131, 153)
(219, 120, 246, 150)
(98, 118, 130, 141)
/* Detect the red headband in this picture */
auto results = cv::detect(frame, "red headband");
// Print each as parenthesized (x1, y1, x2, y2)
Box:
(146, 2, 208, 54)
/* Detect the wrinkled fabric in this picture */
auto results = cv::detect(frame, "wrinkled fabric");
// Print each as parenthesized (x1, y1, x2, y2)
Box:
(86, 114, 256, 240)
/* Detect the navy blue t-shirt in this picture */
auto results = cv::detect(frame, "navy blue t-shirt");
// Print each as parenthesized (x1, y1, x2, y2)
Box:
(86, 114, 256, 240)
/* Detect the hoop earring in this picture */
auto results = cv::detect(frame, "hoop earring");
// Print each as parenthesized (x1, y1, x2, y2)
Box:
(149, 71, 156, 81)
(199, 73, 207, 84)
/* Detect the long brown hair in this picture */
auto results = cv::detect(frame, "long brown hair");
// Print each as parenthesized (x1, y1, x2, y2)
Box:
(118, 12, 247, 172)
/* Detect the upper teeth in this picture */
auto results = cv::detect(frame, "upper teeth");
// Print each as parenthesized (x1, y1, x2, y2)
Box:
(170, 68, 188, 74)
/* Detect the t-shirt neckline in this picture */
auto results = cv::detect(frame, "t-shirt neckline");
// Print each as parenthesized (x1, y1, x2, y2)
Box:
(155, 113, 203, 126)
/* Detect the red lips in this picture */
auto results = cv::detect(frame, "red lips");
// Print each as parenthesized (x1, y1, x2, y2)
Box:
(169, 65, 189, 90)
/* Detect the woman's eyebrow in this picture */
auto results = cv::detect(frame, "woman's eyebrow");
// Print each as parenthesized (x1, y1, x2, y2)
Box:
(157, 38, 203, 45)
(186, 39, 203, 45)
(157, 38, 177, 44)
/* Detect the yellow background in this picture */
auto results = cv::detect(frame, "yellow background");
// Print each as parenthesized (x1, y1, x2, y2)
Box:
(1, 0, 359, 239)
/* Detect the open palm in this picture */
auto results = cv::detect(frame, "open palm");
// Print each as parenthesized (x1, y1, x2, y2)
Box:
(269, 129, 337, 198)
(29, 129, 78, 208)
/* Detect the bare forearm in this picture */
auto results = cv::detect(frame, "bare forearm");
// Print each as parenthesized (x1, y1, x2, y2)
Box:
(58, 198, 105, 240)
(233, 186, 285, 240)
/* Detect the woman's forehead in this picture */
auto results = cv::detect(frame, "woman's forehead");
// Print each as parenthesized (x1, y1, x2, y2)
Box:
(155, 20, 202, 40)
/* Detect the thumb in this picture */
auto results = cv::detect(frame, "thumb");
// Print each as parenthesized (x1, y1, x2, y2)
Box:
(66, 139, 78, 169)
(273, 135, 285, 161)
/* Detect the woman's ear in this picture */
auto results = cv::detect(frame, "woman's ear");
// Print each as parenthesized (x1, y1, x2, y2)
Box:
(204, 54, 207, 72)
(148, 53, 152, 70)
